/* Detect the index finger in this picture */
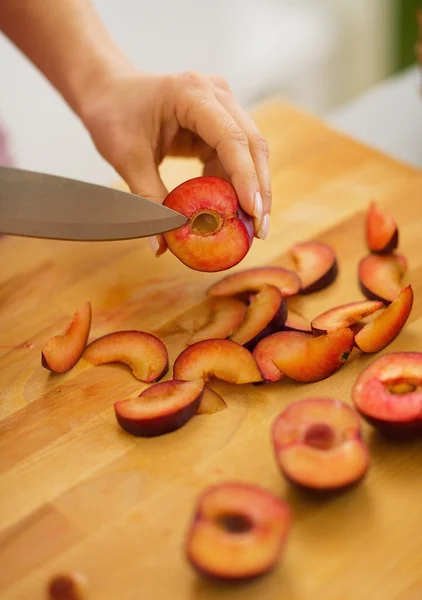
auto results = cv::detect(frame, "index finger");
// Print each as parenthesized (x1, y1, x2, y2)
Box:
(175, 83, 263, 225)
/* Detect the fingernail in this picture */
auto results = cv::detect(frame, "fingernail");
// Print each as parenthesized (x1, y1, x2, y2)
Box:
(253, 190, 263, 222)
(149, 236, 160, 256)
(257, 213, 270, 240)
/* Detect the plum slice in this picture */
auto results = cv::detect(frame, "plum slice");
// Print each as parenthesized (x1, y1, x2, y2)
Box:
(47, 572, 88, 600)
(188, 297, 247, 345)
(311, 300, 383, 336)
(162, 176, 254, 272)
(354, 286, 413, 353)
(272, 398, 369, 490)
(185, 482, 291, 581)
(197, 387, 228, 415)
(230, 285, 286, 347)
(290, 241, 338, 294)
(207, 266, 301, 298)
(253, 328, 354, 383)
(114, 379, 204, 437)
(358, 253, 407, 303)
(83, 330, 168, 382)
(42, 302, 92, 373)
(352, 352, 422, 436)
(366, 200, 398, 254)
(173, 339, 262, 384)
(283, 309, 312, 333)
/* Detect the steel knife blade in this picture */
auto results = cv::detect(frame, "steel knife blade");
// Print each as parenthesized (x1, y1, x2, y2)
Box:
(0, 165, 188, 241)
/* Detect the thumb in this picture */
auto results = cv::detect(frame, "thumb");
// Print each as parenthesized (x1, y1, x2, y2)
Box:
(121, 151, 169, 257)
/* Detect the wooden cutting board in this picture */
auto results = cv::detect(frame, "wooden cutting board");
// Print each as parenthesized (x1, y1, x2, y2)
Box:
(1, 100, 422, 600)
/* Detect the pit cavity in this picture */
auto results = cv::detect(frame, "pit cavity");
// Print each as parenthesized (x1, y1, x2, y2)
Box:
(388, 382, 417, 394)
(304, 423, 336, 450)
(190, 211, 222, 235)
(216, 512, 253, 534)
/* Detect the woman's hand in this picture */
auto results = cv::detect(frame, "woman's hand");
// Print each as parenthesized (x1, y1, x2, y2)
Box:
(81, 69, 272, 255)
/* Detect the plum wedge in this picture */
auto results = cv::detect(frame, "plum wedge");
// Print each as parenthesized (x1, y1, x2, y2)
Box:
(253, 328, 354, 383)
(162, 176, 254, 272)
(114, 379, 204, 437)
(230, 285, 286, 347)
(84, 330, 168, 382)
(197, 387, 228, 415)
(173, 339, 262, 384)
(207, 266, 301, 298)
(354, 286, 413, 353)
(283, 309, 312, 333)
(272, 398, 370, 491)
(311, 300, 383, 336)
(352, 352, 422, 437)
(42, 302, 92, 373)
(290, 241, 338, 294)
(358, 254, 407, 303)
(185, 482, 291, 581)
(188, 297, 247, 345)
(366, 200, 398, 254)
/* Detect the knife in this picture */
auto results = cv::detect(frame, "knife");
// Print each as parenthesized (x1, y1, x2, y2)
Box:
(0, 165, 188, 241)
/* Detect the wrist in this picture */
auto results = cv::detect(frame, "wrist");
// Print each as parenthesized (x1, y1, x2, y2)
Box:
(70, 52, 135, 120)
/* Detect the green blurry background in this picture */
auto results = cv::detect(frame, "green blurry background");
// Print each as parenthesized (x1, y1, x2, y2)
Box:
(396, 0, 421, 70)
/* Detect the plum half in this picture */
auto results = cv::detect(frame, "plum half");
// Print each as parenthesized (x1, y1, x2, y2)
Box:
(354, 286, 413, 353)
(42, 302, 92, 373)
(185, 482, 291, 581)
(162, 176, 254, 272)
(311, 300, 383, 336)
(352, 352, 422, 437)
(358, 253, 407, 303)
(366, 200, 398, 254)
(253, 328, 354, 383)
(290, 241, 338, 294)
(173, 339, 262, 384)
(272, 398, 370, 491)
(114, 379, 204, 437)
(83, 330, 168, 382)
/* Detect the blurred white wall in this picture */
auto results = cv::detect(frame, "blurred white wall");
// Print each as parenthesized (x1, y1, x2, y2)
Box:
(0, 0, 395, 185)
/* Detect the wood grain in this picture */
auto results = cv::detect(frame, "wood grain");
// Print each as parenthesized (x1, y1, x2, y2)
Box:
(1, 100, 422, 600)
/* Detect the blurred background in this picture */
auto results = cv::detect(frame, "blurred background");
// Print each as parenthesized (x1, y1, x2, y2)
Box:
(0, 0, 421, 183)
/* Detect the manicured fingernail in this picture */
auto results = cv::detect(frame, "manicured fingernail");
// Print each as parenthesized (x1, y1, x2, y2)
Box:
(257, 213, 270, 240)
(149, 236, 160, 256)
(253, 190, 263, 222)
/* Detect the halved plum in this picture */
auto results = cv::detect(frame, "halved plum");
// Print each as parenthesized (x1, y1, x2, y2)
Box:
(253, 328, 354, 383)
(197, 387, 228, 415)
(366, 200, 398, 254)
(114, 379, 204, 437)
(207, 266, 301, 298)
(290, 241, 338, 294)
(189, 297, 247, 345)
(230, 285, 286, 347)
(173, 339, 262, 384)
(272, 397, 369, 490)
(84, 330, 168, 382)
(162, 176, 254, 272)
(352, 352, 422, 436)
(354, 286, 413, 353)
(42, 302, 92, 373)
(185, 482, 291, 581)
(283, 309, 312, 333)
(311, 300, 383, 336)
(358, 254, 407, 303)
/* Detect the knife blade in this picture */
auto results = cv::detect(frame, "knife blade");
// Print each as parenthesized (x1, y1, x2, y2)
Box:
(0, 165, 188, 241)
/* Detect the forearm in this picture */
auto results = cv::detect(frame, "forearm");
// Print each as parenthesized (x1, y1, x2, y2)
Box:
(0, 0, 134, 117)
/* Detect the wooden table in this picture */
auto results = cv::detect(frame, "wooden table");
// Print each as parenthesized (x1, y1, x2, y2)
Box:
(1, 100, 422, 600)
